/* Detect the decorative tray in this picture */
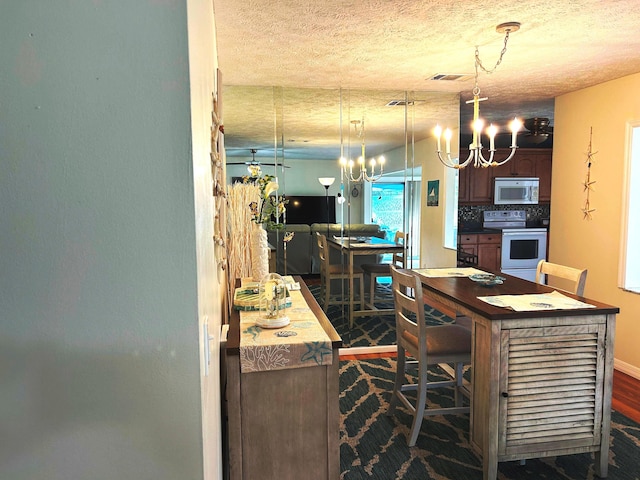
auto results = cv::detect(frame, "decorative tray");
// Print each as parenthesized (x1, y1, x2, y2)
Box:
(469, 273, 506, 286)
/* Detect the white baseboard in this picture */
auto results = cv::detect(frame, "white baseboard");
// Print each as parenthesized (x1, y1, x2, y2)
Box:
(339, 345, 396, 356)
(614, 358, 640, 380)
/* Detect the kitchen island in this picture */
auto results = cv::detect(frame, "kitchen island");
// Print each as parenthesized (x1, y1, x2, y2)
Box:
(412, 268, 619, 480)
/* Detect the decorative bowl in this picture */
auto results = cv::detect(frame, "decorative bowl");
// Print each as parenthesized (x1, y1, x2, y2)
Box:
(469, 273, 506, 286)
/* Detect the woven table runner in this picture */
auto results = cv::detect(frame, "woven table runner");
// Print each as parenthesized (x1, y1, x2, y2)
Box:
(238, 289, 332, 373)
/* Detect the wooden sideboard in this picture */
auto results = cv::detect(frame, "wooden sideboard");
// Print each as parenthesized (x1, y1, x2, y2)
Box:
(225, 277, 342, 480)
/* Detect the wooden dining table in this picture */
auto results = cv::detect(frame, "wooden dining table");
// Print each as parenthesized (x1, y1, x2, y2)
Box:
(410, 267, 619, 480)
(326, 235, 404, 327)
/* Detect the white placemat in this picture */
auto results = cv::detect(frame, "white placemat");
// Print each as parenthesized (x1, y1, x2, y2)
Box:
(414, 267, 487, 278)
(477, 290, 596, 311)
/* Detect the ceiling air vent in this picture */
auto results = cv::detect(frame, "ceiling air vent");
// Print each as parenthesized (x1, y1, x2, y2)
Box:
(386, 100, 413, 106)
(428, 73, 472, 81)
(385, 99, 425, 107)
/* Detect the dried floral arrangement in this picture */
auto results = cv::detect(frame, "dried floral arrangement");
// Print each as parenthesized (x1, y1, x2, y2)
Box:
(242, 169, 288, 230)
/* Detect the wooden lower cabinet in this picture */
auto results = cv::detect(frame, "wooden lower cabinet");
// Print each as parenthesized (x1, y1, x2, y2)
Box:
(459, 234, 478, 257)
(477, 234, 501, 272)
(497, 322, 608, 458)
(470, 312, 615, 478)
(459, 233, 501, 272)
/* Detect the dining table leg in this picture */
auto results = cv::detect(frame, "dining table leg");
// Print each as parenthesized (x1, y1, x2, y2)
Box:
(483, 456, 498, 480)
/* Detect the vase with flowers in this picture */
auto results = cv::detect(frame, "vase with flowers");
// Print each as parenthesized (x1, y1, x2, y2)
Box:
(243, 169, 287, 282)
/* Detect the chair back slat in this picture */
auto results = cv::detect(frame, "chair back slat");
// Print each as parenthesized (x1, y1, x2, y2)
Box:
(392, 231, 406, 268)
(391, 266, 425, 357)
(316, 232, 328, 274)
(535, 260, 588, 296)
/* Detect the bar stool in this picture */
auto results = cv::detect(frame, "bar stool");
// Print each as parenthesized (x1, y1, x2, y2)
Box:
(360, 231, 405, 307)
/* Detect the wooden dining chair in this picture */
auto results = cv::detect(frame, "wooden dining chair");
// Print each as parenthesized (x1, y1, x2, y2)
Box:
(387, 266, 471, 447)
(315, 232, 364, 312)
(535, 260, 588, 296)
(360, 231, 405, 307)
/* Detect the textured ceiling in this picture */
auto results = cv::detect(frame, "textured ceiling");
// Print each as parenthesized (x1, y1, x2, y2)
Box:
(213, 0, 640, 160)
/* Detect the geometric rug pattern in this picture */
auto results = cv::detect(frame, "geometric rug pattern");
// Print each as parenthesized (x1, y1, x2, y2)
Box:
(340, 357, 640, 480)
(308, 283, 453, 348)
(307, 280, 640, 478)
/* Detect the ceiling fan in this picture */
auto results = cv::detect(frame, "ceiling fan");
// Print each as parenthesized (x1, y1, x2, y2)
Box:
(522, 117, 554, 144)
(226, 149, 291, 169)
(491, 117, 554, 145)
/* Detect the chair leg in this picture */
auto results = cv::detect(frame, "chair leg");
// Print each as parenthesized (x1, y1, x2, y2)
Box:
(369, 273, 376, 307)
(318, 275, 326, 307)
(454, 362, 464, 407)
(407, 360, 428, 447)
(358, 275, 364, 310)
(324, 277, 331, 310)
(387, 347, 405, 416)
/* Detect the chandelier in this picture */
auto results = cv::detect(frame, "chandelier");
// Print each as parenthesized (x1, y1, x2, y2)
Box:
(339, 118, 385, 182)
(435, 22, 523, 169)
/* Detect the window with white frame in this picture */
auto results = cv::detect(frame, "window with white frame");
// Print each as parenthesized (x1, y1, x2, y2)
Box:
(619, 121, 640, 293)
(443, 167, 458, 250)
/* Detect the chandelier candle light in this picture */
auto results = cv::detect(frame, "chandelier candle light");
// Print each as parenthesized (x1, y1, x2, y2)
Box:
(339, 118, 385, 182)
(435, 22, 523, 169)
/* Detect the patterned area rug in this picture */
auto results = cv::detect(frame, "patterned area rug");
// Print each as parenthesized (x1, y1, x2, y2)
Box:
(307, 281, 640, 478)
(308, 283, 452, 347)
(340, 357, 640, 480)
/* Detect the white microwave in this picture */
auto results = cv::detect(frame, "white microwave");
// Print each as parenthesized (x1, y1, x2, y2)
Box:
(494, 177, 539, 205)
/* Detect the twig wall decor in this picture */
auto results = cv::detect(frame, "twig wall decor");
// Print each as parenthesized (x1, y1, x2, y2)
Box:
(582, 127, 597, 220)
(211, 73, 228, 277)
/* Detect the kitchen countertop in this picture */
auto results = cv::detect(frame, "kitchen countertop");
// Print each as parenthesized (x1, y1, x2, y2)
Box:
(459, 225, 550, 235)
(458, 228, 502, 235)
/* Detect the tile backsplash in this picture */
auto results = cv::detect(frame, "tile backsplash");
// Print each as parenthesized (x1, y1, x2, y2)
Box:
(459, 204, 551, 229)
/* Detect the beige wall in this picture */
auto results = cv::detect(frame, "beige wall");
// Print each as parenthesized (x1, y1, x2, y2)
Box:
(419, 131, 459, 268)
(553, 72, 640, 377)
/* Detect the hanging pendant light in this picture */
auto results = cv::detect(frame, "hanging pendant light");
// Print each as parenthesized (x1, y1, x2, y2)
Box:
(339, 117, 385, 182)
(435, 22, 523, 169)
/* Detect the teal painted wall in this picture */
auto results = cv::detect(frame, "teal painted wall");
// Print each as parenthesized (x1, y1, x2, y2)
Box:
(1, 1, 214, 478)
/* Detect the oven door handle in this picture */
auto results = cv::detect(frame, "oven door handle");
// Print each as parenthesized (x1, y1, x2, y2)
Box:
(502, 231, 522, 239)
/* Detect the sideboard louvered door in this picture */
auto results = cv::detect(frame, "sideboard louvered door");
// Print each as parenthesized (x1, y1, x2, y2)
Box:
(498, 321, 607, 458)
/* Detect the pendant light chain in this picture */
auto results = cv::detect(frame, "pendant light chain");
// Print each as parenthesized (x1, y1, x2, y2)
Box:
(434, 22, 522, 170)
(475, 29, 512, 75)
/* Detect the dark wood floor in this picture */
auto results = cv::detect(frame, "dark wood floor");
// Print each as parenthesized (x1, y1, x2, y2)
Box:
(612, 369, 640, 423)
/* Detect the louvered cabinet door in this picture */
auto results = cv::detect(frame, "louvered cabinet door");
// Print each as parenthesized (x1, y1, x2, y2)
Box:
(498, 322, 607, 458)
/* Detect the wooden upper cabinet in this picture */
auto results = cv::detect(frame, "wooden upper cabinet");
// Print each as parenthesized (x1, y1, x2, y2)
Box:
(458, 167, 470, 203)
(458, 148, 552, 205)
(536, 153, 553, 202)
(492, 150, 537, 177)
(468, 164, 493, 204)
